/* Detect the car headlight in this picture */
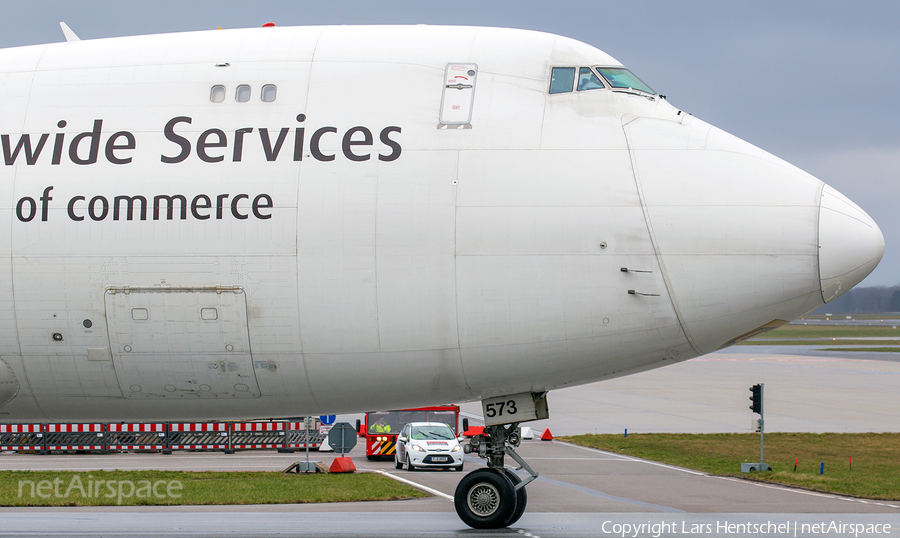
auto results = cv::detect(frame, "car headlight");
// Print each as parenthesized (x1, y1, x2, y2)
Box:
(451, 445, 462, 452)
(411, 445, 426, 452)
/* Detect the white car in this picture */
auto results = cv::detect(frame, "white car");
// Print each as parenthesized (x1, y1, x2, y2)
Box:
(394, 422, 464, 471)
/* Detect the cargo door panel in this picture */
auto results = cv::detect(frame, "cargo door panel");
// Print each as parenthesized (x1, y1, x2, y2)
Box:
(105, 288, 259, 399)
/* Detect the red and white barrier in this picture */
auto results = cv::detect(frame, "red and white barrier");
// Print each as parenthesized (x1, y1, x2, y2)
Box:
(47, 423, 104, 433)
(0, 420, 328, 454)
(233, 422, 285, 432)
(108, 423, 166, 432)
(231, 422, 285, 449)
(0, 423, 43, 450)
(45, 423, 106, 451)
(0, 424, 42, 433)
(107, 423, 167, 450)
(168, 422, 228, 450)
(169, 423, 228, 432)
(285, 421, 324, 449)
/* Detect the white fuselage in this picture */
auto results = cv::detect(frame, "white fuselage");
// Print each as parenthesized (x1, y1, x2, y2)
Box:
(0, 25, 883, 421)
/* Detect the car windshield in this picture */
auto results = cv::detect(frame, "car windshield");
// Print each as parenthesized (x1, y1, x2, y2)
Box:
(594, 67, 656, 95)
(367, 410, 458, 434)
(410, 424, 455, 441)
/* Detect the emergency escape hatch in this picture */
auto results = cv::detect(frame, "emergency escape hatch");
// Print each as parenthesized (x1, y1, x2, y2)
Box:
(439, 63, 478, 125)
(104, 287, 260, 399)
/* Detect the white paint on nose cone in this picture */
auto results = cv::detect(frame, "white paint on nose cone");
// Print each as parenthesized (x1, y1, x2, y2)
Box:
(818, 184, 884, 303)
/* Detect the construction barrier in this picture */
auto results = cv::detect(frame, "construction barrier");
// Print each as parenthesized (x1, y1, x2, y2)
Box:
(231, 421, 286, 449)
(0, 421, 328, 454)
(286, 421, 326, 449)
(0, 424, 43, 451)
(168, 422, 229, 450)
(107, 423, 167, 450)
(45, 423, 106, 452)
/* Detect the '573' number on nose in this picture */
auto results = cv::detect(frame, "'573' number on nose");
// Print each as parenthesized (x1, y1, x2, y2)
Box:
(485, 400, 517, 418)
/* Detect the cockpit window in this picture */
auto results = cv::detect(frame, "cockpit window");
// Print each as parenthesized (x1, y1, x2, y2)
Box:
(595, 67, 656, 95)
(577, 67, 604, 91)
(549, 67, 576, 94)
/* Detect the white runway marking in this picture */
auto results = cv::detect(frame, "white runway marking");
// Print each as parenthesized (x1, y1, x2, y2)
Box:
(372, 470, 454, 501)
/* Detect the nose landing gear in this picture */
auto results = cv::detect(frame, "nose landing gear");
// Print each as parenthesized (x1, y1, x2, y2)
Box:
(454, 422, 538, 529)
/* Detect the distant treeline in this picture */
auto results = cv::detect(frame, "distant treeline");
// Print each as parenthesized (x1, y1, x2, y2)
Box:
(810, 285, 900, 314)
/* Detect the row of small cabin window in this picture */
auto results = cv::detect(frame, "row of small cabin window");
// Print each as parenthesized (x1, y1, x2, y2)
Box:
(210, 84, 277, 103)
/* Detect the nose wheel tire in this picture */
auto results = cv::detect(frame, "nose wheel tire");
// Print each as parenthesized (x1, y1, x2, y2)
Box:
(454, 468, 517, 529)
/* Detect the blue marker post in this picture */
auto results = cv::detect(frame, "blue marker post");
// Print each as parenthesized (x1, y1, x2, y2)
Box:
(820, 462, 825, 475)
(624, 429, 627, 438)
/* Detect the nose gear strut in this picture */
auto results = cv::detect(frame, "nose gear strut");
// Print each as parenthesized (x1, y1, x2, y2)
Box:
(466, 422, 539, 489)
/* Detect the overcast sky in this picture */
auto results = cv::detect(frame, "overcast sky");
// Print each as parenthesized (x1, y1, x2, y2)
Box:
(1, 1, 897, 287)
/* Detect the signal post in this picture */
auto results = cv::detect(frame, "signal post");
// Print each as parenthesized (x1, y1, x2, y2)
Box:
(742, 383, 771, 472)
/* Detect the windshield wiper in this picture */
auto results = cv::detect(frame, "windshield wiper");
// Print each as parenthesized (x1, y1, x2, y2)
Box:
(612, 88, 656, 100)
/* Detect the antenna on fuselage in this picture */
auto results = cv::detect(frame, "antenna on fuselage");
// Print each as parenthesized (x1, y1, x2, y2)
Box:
(59, 22, 81, 42)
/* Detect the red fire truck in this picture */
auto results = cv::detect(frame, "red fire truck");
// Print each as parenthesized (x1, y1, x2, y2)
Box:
(359, 405, 460, 460)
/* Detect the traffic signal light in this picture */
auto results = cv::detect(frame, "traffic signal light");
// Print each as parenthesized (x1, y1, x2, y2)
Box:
(749, 384, 762, 414)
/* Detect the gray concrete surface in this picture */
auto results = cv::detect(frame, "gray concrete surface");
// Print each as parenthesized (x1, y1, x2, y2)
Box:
(478, 347, 900, 436)
(1, 512, 898, 538)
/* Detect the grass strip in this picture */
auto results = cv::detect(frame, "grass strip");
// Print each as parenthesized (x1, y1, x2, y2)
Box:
(752, 325, 900, 339)
(559, 433, 900, 501)
(738, 340, 900, 346)
(801, 314, 900, 320)
(816, 348, 900, 353)
(0, 470, 428, 507)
